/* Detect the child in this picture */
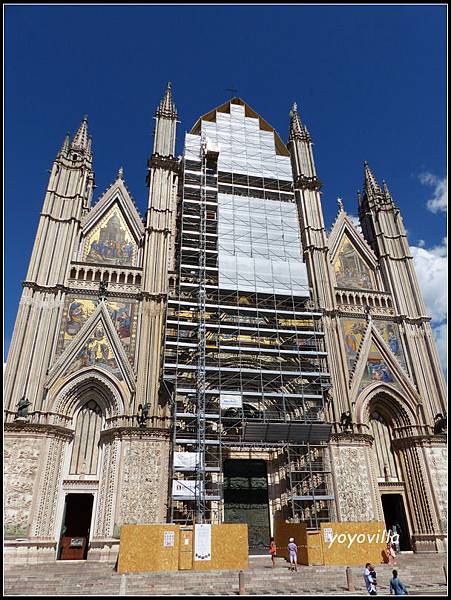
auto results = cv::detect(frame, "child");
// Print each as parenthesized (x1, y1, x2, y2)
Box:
(389, 570, 407, 595)
(287, 537, 298, 572)
(269, 537, 277, 568)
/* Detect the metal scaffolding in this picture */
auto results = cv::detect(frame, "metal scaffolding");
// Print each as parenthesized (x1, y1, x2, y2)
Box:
(166, 115, 334, 530)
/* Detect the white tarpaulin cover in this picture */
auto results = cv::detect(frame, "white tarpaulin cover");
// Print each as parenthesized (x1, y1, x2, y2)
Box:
(173, 452, 202, 469)
(172, 480, 203, 498)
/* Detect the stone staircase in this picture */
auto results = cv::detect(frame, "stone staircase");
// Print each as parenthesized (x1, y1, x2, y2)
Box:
(4, 553, 447, 595)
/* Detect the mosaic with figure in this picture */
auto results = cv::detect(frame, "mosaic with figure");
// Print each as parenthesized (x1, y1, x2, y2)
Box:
(83, 206, 137, 266)
(66, 323, 123, 380)
(58, 296, 137, 362)
(333, 235, 375, 290)
(342, 318, 367, 370)
(358, 342, 400, 394)
(374, 320, 407, 372)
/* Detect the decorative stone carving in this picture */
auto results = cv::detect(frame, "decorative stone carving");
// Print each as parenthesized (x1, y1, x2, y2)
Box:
(4, 437, 43, 538)
(331, 444, 379, 521)
(424, 446, 448, 532)
(117, 437, 170, 527)
(32, 436, 67, 538)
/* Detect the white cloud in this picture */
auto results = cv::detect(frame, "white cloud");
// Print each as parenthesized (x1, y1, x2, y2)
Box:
(411, 237, 448, 373)
(347, 214, 362, 233)
(419, 173, 448, 214)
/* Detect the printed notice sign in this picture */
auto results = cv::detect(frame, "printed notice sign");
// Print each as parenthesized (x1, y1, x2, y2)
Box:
(220, 393, 242, 409)
(194, 524, 212, 561)
(323, 527, 333, 543)
(164, 531, 175, 547)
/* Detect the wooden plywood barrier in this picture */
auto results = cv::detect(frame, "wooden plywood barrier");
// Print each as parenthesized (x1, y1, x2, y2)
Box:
(117, 524, 180, 573)
(273, 521, 387, 566)
(273, 521, 308, 564)
(320, 522, 387, 566)
(193, 524, 249, 571)
(117, 523, 248, 573)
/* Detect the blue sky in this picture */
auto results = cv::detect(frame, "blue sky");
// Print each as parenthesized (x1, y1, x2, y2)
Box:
(4, 5, 447, 369)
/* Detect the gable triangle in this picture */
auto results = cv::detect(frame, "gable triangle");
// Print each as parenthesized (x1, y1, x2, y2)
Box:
(350, 323, 416, 399)
(47, 302, 135, 390)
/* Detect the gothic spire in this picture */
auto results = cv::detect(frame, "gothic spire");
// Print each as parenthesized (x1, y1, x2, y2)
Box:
(289, 102, 310, 142)
(58, 132, 71, 157)
(289, 102, 303, 139)
(71, 115, 90, 152)
(156, 82, 177, 119)
(382, 179, 392, 200)
(363, 161, 382, 197)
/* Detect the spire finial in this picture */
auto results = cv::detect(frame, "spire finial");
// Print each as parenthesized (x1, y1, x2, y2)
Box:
(59, 132, 71, 156)
(156, 81, 177, 119)
(117, 165, 124, 179)
(71, 115, 90, 152)
(289, 101, 306, 141)
(363, 161, 381, 196)
(337, 197, 344, 211)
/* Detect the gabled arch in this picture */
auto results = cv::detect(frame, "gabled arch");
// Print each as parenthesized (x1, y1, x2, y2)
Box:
(47, 301, 136, 393)
(328, 208, 381, 291)
(349, 321, 416, 397)
(49, 368, 126, 423)
(355, 382, 420, 430)
(82, 176, 144, 241)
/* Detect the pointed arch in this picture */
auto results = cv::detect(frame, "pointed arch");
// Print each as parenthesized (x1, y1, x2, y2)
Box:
(50, 368, 126, 422)
(354, 382, 420, 430)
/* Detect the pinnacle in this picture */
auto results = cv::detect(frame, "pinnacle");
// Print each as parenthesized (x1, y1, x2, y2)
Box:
(363, 161, 381, 196)
(59, 132, 71, 156)
(71, 115, 90, 152)
(117, 166, 124, 180)
(156, 81, 177, 119)
(288, 101, 305, 141)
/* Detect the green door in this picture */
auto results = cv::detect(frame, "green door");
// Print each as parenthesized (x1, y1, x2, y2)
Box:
(223, 459, 270, 555)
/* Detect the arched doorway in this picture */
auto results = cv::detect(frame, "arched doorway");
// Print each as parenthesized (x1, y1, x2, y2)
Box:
(51, 370, 126, 560)
(367, 398, 413, 551)
(58, 398, 103, 560)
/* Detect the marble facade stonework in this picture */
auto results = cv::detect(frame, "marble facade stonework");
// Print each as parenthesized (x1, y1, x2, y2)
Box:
(4, 436, 44, 538)
(331, 442, 382, 522)
(424, 445, 448, 532)
(116, 436, 170, 529)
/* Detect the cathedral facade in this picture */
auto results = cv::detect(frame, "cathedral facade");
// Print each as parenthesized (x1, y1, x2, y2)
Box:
(4, 84, 447, 564)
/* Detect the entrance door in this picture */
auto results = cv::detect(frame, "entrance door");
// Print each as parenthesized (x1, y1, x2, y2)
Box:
(179, 527, 193, 570)
(381, 493, 411, 551)
(58, 494, 94, 560)
(223, 459, 270, 555)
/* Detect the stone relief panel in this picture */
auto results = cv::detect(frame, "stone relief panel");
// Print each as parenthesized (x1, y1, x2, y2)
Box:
(117, 438, 170, 529)
(331, 445, 378, 522)
(4, 436, 44, 538)
(424, 446, 448, 532)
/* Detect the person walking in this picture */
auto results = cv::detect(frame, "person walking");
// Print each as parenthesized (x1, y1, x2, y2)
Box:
(287, 537, 298, 572)
(269, 537, 277, 568)
(389, 570, 408, 595)
(364, 563, 377, 595)
(386, 542, 397, 566)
